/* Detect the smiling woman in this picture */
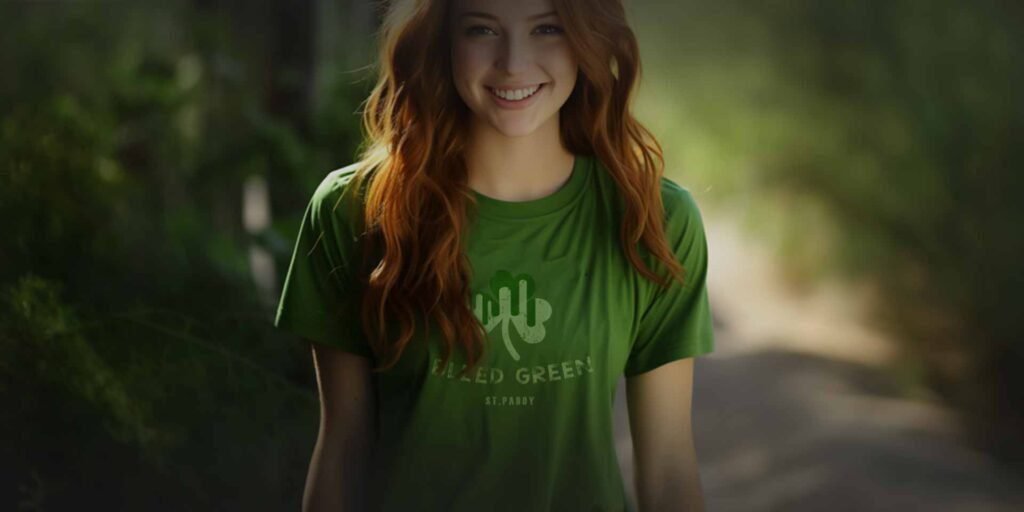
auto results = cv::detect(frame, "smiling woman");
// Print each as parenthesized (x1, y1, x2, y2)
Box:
(450, 2, 577, 136)
(273, 0, 715, 510)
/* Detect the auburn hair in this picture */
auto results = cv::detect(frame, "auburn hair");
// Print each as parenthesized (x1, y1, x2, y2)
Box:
(344, 0, 686, 377)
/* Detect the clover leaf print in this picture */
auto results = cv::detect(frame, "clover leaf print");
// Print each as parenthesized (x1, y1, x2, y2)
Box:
(472, 270, 552, 361)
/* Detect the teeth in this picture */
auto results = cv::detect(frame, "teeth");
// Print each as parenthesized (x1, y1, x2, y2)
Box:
(491, 84, 541, 101)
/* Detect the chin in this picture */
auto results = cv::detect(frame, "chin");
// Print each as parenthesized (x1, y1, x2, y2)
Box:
(491, 125, 537, 138)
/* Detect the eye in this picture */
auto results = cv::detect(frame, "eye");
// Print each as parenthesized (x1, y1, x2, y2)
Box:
(535, 24, 564, 35)
(465, 25, 497, 36)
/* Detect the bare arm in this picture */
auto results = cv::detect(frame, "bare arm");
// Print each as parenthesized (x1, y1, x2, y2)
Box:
(626, 357, 705, 512)
(304, 340, 376, 512)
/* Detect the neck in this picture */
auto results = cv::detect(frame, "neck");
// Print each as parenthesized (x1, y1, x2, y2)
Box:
(463, 116, 575, 202)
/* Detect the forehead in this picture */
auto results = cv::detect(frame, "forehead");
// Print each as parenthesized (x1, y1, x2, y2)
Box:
(451, 0, 558, 23)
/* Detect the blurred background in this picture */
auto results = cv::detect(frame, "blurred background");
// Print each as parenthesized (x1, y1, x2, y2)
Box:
(1, 0, 1021, 510)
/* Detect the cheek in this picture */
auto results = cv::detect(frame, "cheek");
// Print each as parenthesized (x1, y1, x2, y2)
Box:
(547, 58, 578, 86)
(543, 45, 578, 77)
(451, 44, 492, 79)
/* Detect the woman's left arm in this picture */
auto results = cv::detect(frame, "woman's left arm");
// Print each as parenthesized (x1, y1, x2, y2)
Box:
(626, 357, 705, 512)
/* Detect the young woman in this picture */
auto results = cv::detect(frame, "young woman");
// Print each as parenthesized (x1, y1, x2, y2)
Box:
(274, 0, 715, 510)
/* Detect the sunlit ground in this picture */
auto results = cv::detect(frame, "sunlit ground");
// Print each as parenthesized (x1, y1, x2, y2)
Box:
(612, 208, 1024, 511)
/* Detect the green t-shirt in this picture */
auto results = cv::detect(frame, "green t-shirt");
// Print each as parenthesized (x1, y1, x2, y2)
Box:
(274, 153, 715, 512)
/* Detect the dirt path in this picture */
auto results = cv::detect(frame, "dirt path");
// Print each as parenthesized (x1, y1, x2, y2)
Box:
(610, 213, 1024, 511)
(612, 344, 1024, 511)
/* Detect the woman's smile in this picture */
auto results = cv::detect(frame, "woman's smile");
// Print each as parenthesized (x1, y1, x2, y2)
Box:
(486, 83, 547, 109)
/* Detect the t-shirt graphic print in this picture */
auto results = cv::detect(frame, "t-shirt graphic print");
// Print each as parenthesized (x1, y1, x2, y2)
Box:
(274, 153, 715, 512)
(473, 269, 552, 362)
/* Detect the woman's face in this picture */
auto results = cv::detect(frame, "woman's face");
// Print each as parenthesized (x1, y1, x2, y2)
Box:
(449, 0, 578, 138)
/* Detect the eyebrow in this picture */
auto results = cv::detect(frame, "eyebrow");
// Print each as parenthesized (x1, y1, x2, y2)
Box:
(459, 10, 558, 22)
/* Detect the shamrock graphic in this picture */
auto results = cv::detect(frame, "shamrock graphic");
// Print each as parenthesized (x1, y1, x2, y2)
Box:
(472, 270, 552, 361)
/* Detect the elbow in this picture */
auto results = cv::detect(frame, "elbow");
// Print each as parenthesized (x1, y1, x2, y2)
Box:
(303, 424, 375, 512)
(634, 442, 706, 512)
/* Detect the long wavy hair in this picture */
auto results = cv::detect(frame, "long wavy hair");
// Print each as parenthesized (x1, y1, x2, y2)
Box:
(345, 0, 686, 376)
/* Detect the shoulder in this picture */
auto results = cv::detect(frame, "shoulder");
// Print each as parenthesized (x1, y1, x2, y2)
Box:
(658, 176, 706, 238)
(590, 157, 706, 238)
(311, 163, 364, 209)
(307, 163, 368, 233)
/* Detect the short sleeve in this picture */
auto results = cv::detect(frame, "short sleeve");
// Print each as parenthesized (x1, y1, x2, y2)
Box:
(623, 182, 715, 377)
(273, 169, 375, 359)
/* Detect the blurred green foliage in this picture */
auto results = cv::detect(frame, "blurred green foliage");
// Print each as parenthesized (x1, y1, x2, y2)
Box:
(1, 1, 373, 509)
(633, 0, 1024, 464)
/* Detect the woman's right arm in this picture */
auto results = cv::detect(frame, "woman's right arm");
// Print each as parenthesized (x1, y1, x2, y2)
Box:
(304, 340, 376, 512)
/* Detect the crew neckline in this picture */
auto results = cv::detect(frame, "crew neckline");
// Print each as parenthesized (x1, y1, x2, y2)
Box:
(471, 153, 592, 221)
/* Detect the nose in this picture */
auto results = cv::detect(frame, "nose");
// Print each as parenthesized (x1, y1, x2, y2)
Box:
(497, 32, 531, 75)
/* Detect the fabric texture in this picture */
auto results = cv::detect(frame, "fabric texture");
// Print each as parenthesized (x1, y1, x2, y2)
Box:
(274, 153, 715, 511)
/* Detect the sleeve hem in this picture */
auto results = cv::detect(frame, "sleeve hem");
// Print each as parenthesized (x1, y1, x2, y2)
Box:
(622, 342, 714, 378)
(274, 316, 375, 360)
